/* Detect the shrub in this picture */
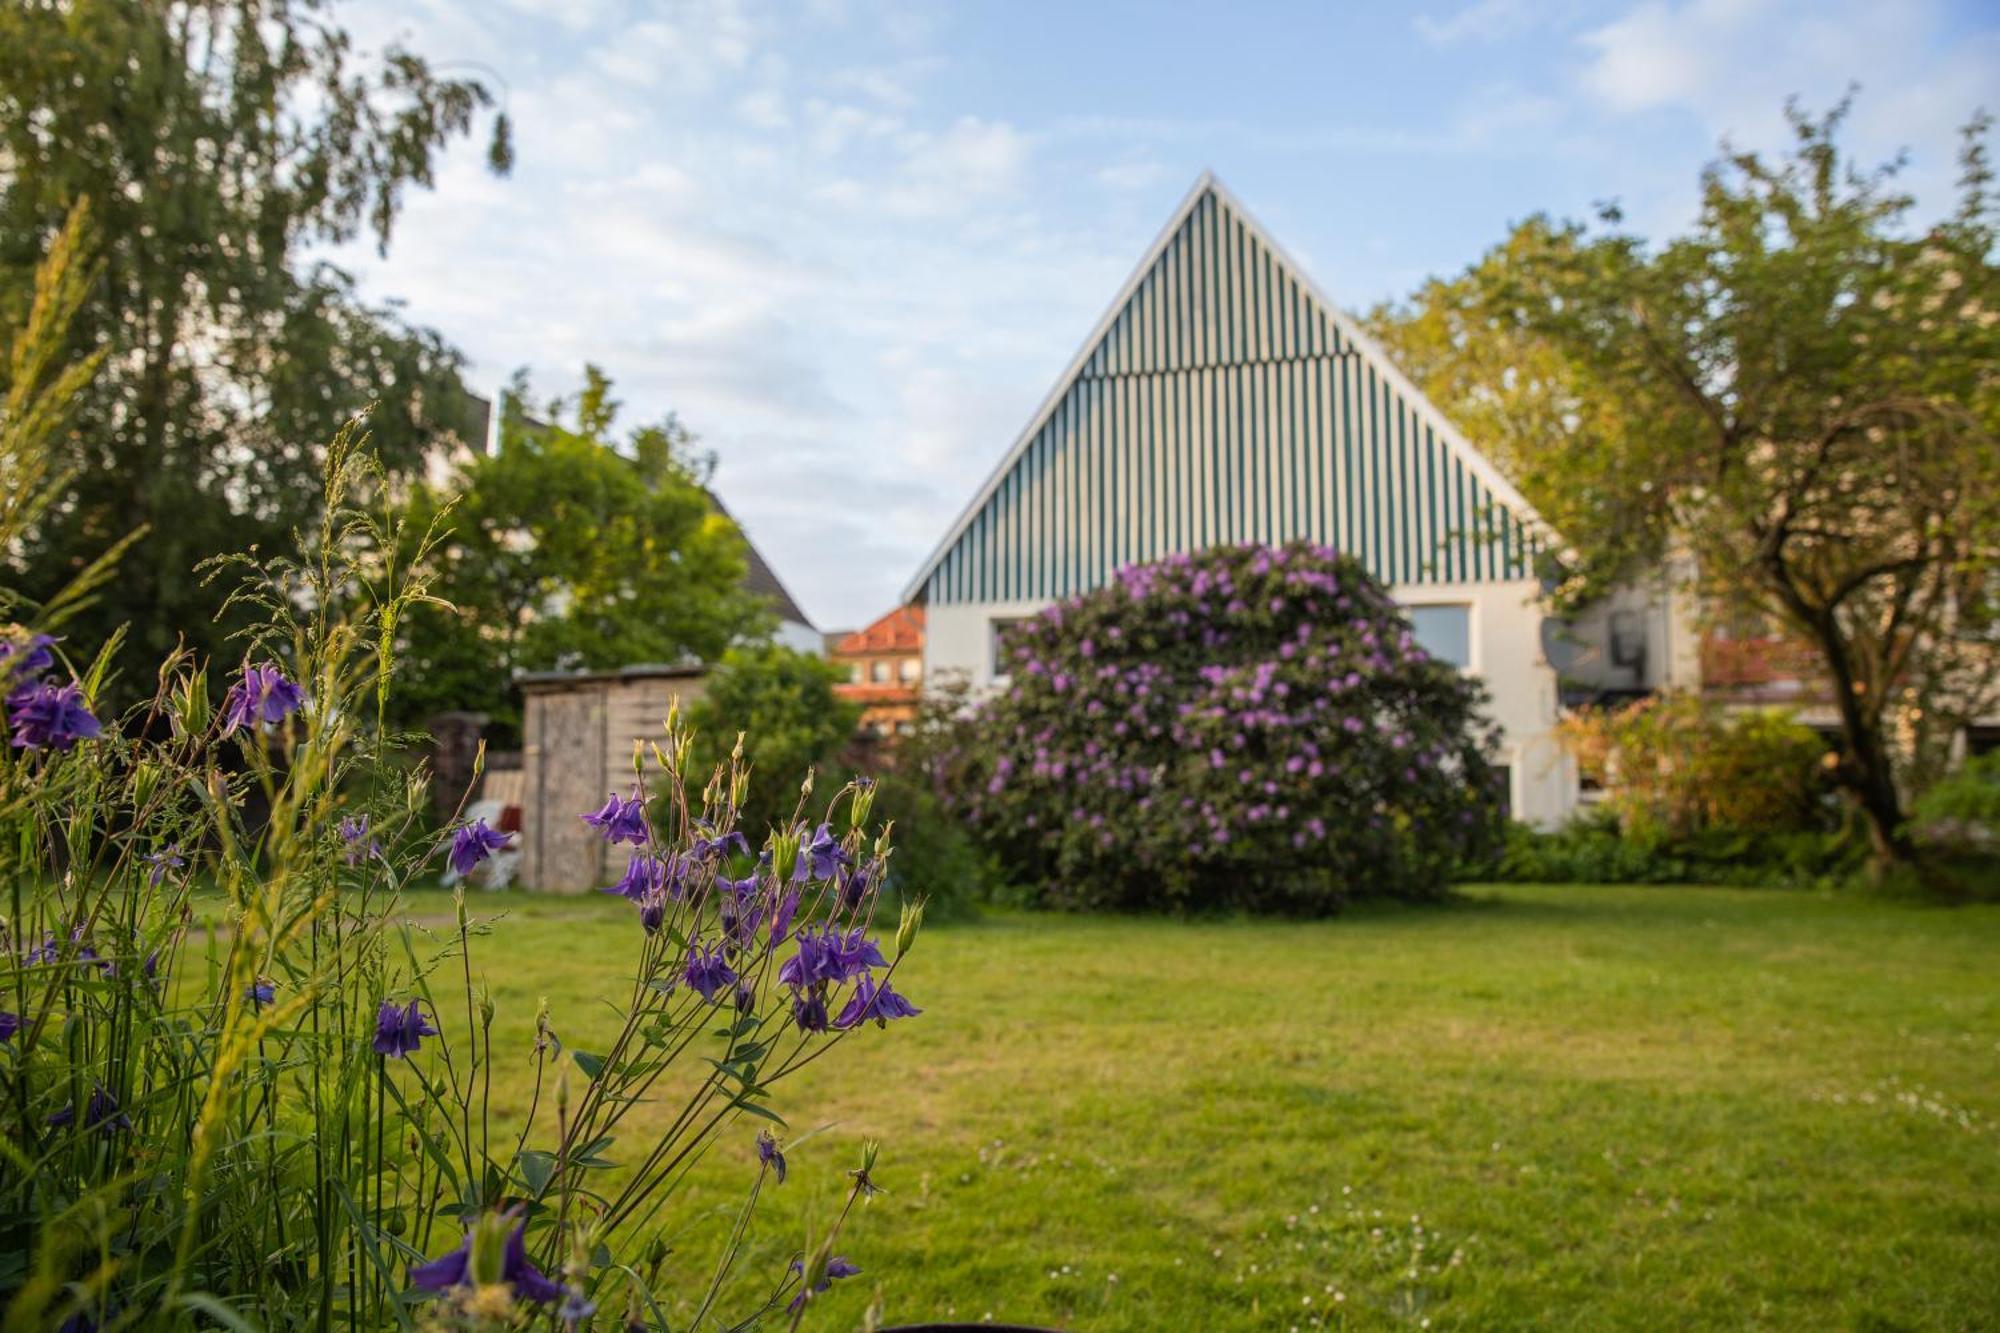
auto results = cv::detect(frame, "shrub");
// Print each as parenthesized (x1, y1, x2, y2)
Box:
(943, 542, 1506, 913)
(0, 445, 928, 1329)
(1489, 809, 1865, 887)
(1910, 749, 2000, 849)
(683, 647, 993, 918)
(1560, 693, 1835, 840)
(686, 644, 859, 837)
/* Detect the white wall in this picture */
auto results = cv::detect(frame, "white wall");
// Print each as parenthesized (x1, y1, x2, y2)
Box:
(772, 618, 824, 656)
(925, 578, 1576, 829)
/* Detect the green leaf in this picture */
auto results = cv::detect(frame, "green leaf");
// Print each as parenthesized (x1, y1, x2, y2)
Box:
(517, 1149, 557, 1195)
(572, 1049, 607, 1080)
(732, 1099, 788, 1127)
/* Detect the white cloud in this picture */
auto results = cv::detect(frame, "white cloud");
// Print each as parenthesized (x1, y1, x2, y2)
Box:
(1415, 0, 1542, 45)
(1575, 0, 1999, 230)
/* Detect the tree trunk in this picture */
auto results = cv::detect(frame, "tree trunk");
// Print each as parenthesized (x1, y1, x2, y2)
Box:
(1805, 614, 1917, 870)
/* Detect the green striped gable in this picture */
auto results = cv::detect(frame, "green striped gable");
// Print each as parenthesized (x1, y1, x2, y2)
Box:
(905, 175, 1546, 607)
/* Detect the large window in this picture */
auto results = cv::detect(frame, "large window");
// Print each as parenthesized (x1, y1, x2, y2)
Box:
(899, 657, 921, 683)
(869, 660, 890, 684)
(1406, 603, 1472, 668)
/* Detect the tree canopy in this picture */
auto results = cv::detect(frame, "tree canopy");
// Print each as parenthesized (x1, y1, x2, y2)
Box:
(1372, 100, 2000, 866)
(392, 368, 769, 734)
(0, 0, 510, 696)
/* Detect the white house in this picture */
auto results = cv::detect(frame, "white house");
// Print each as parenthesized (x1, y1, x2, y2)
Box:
(902, 173, 1635, 827)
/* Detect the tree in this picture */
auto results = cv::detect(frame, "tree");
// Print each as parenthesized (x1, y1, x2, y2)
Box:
(686, 644, 859, 839)
(394, 369, 768, 734)
(0, 0, 511, 696)
(1373, 101, 2000, 869)
(944, 543, 1506, 914)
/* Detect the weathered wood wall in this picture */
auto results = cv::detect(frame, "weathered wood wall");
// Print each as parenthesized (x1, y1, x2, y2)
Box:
(519, 669, 708, 891)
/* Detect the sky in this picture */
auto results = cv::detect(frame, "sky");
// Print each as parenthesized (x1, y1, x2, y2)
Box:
(331, 0, 2000, 632)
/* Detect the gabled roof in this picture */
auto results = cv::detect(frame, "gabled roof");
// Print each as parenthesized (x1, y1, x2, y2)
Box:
(707, 490, 816, 630)
(832, 604, 925, 656)
(901, 172, 1551, 605)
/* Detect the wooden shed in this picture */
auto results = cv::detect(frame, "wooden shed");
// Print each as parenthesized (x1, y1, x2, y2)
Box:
(517, 664, 708, 891)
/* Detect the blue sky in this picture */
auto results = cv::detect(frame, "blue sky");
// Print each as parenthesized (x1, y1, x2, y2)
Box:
(334, 0, 1999, 631)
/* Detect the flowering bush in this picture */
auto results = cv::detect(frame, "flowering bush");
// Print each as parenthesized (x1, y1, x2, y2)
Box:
(941, 543, 1505, 913)
(0, 443, 925, 1329)
(1558, 692, 1835, 841)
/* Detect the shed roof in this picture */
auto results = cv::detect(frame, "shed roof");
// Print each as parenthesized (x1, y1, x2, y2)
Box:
(517, 662, 707, 693)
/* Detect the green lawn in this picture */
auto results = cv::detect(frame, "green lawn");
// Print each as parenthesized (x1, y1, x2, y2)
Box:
(448, 885, 2000, 1330)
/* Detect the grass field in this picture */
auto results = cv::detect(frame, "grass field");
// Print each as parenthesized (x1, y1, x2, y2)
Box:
(440, 884, 2000, 1331)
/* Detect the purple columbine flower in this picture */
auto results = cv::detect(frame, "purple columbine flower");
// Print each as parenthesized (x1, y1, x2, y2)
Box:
(793, 823, 850, 882)
(604, 853, 667, 901)
(787, 1256, 861, 1313)
(777, 931, 833, 991)
(49, 1086, 131, 1135)
(683, 943, 738, 1003)
(835, 928, 889, 979)
(143, 844, 186, 887)
(768, 889, 800, 948)
(758, 1128, 787, 1184)
(372, 998, 438, 1058)
(246, 978, 275, 1010)
(791, 992, 830, 1034)
(221, 661, 305, 735)
(717, 873, 760, 945)
(0, 632, 58, 694)
(693, 828, 751, 862)
(339, 815, 381, 866)
(835, 975, 921, 1029)
(581, 791, 650, 846)
(409, 1212, 561, 1305)
(0, 1011, 19, 1043)
(638, 892, 667, 936)
(448, 819, 510, 877)
(8, 681, 101, 751)
(24, 933, 57, 966)
(837, 865, 871, 913)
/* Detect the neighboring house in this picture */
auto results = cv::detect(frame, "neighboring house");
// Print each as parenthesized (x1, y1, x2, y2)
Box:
(903, 173, 1610, 827)
(831, 605, 926, 740)
(705, 490, 821, 655)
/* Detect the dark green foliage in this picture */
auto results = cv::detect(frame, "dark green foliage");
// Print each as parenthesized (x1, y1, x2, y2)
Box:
(1489, 811, 1866, 887)
(682, 648, 996, 915)
(944, 543, 1506, 914)
(392, 369, 766, 736)
(686, 644, 859, 839)
(0, 0, 508, 698)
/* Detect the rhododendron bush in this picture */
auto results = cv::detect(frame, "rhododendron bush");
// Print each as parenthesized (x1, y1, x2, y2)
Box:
(944, 543, 1505, 913)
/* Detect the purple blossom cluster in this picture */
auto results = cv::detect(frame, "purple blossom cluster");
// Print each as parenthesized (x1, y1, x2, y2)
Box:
(952, 542, 1505, 913)
(3, 632, 101, 752)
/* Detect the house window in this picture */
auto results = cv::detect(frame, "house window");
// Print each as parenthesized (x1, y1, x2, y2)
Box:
(990, 617, 1027, 677)
(900, 657, 921, 683)
(1406, 603, 1472, 668)
(848, 663, 864, 684)
(870, 660, 890, 684)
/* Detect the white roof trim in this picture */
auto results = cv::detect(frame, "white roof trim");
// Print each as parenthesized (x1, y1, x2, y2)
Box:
(900, 171, 1554, 604)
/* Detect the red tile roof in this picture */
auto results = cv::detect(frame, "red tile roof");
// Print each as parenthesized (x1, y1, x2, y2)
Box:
(834, 604, 925, 656)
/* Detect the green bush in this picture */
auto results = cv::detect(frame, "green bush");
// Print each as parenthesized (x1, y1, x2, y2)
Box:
(1561, 693, 1837, 841)
(1488, 810, 1865, 887)
(683, 648, 995, 916)
(1910, 750, 2000, 848)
